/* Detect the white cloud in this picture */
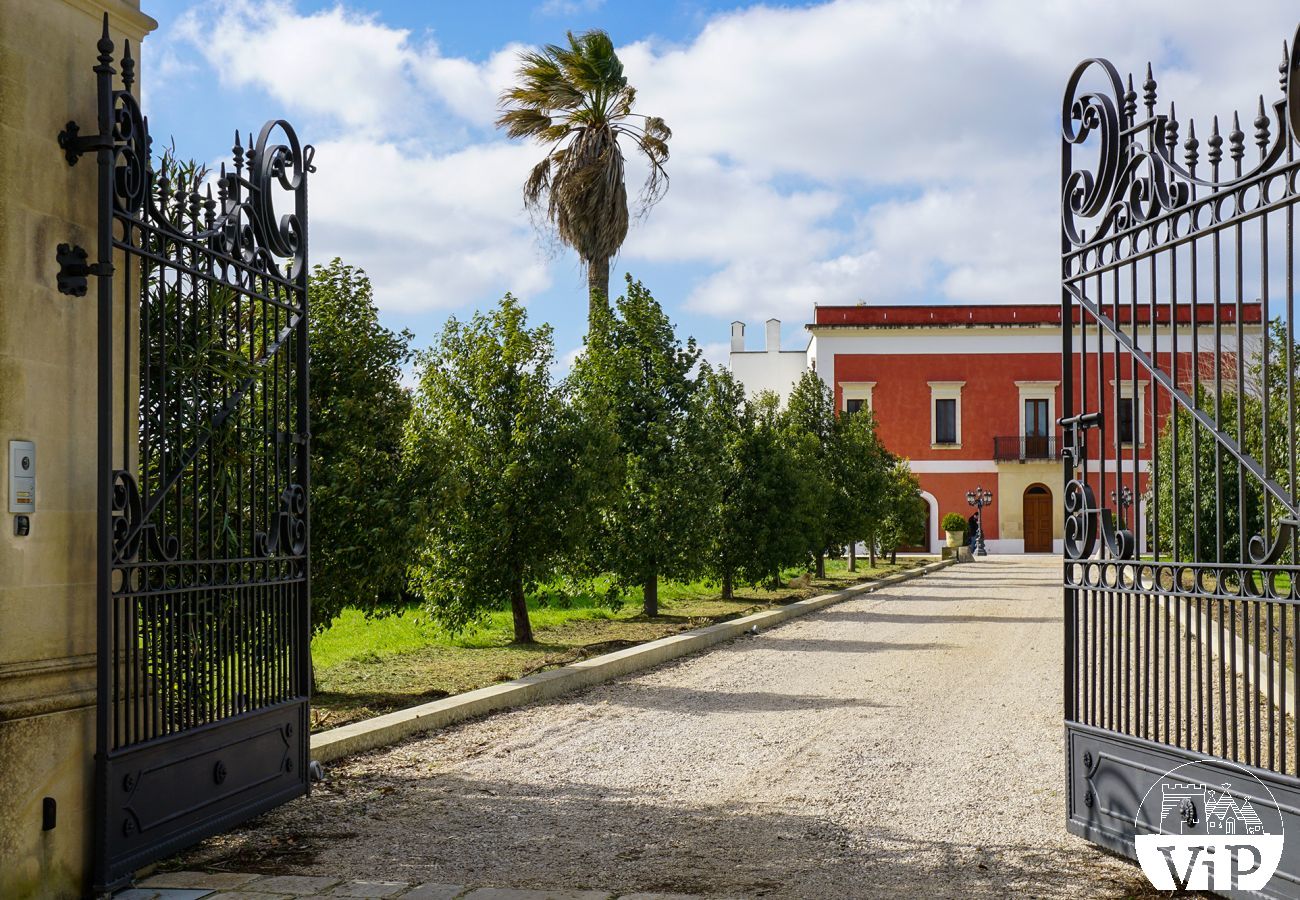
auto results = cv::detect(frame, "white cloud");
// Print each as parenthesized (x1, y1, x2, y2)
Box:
(176, 0, 420, 132)
(309, 138, 550, 311)
(166, 0, 1300, 333)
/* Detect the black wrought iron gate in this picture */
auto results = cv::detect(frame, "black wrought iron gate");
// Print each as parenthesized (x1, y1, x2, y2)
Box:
(1062, 23, 1300, 895)
(57, 19, 312, 890)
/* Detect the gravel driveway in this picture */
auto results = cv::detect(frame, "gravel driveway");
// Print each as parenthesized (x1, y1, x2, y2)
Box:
(183, 557, 1154, 898)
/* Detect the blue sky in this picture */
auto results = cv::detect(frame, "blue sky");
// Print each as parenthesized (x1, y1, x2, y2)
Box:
(135, 1, 1300, 367)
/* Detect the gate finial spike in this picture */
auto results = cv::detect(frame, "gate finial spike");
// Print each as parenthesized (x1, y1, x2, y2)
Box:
(1229, 110, 1245, 169)
(1282, 41, 1290, 93)
(1208, 115, 1223, 170)
(233, 129, 244, 172)
(203, 184, 216, 228)
(1142, 61, 1157, 117)
(1124, 73, 1137, 124)
(1185, 118, 1199, 172)
(121, 39, 134, 90)
(1165, 102, 1179, 154)
(95, 12, 115, 75)
(1255, 95, 1271, 154)
(97, 12, 112, 57)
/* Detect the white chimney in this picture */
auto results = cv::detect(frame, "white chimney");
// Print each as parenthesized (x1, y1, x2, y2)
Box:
(730, 321, 745, 352)
(765, 318, 781, 352)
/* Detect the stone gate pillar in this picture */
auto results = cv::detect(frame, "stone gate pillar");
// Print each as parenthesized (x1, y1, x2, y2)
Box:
(0, 1, 155, 896)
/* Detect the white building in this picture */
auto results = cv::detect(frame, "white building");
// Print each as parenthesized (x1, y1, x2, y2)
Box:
(727, 318, 811, 402)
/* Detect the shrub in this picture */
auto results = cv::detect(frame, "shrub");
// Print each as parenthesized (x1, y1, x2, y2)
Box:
(941, 512, 968, 532)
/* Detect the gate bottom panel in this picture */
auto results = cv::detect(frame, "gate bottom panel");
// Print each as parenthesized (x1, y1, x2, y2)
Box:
(1068, 721, 1300, 898)
(99, 699, 309, 890)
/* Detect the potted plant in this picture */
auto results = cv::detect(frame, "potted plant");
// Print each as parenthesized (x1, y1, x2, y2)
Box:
(941, 513, 968, 548)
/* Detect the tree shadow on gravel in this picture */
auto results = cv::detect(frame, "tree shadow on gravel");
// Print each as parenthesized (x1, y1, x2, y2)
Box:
(745, 638, 955, 654)
(174, 771, 1161, 898)
(866, 590, 1054, 605)
(813, 610, 1059, 626)
(600, 683, 895, 715)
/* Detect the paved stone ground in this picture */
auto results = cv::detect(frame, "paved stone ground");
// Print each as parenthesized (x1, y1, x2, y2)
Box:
(121, 871, 685, 899)
(165, 558, 1158, 898)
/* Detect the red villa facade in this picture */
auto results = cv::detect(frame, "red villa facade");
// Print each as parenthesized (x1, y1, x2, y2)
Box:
(729, 302, 1264, 554)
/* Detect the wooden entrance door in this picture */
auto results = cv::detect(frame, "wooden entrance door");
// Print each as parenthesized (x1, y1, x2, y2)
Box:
(1023, 485, 1053, 552)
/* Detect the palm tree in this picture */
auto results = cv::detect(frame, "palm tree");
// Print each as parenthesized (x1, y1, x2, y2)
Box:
(497, 30, 671, 323)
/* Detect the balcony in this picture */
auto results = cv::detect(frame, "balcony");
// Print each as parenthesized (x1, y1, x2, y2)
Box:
(994, 435, 1060, 462)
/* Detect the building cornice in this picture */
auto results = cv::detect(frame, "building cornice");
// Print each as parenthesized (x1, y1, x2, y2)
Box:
(58, 0, 158, 36)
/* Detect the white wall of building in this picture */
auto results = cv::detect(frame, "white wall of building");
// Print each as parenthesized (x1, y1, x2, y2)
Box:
(728, 318, 812, 402)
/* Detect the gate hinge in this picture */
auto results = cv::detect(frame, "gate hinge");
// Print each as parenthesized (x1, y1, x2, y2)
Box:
(56, 243, 113, 296)
(57, 121, 112, 167)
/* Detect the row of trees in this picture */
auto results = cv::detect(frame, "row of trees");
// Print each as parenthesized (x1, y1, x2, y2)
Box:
(310, 261, 925, 643)
(1150, 320, 1300, 563)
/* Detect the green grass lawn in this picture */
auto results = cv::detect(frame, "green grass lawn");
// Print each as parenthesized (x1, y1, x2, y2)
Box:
(310, 556, 928, 730)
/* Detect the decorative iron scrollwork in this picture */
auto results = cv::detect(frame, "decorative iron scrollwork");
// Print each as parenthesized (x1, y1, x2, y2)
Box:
(1064, 481, 1135, 561)
(111, 89, 149, 216)
(110, 471, 142, 564)
(1063, 29, 1298, 254)
(1099, 507, 1136, 560)
(58, 17, 315, 283)
(1247, 518, 1298, 567)
(1064, 480, 1098, 560)
(111, 471, 178, 565)
(254, 484, 307, 558)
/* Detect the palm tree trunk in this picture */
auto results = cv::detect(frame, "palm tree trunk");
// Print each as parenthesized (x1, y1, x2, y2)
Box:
(588, 256, 610, 321)
(849, 541, 857, 572)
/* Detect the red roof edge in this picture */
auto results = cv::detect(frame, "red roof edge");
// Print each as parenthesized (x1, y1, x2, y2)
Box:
(810, 302, 1264, 328)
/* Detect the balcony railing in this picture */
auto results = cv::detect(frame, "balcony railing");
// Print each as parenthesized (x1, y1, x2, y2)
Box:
(994, 435, 1060, 461)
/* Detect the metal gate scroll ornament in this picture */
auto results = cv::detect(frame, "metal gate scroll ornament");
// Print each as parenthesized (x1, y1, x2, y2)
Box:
(1063, 21, 1300, 896)
(56, 16, 314, 890)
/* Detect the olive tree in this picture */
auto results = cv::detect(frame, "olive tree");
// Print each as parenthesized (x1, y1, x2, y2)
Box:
(406, 295, 590, 643)
(570, 276, 711, 615)
(308, 259, 422, 627)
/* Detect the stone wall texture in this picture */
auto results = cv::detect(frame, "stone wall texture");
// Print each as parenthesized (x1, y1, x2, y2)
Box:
(0, 1, 154, 896)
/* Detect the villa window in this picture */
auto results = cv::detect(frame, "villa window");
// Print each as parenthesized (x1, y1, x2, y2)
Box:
(929, 381, 964, 448)
(934, 399, 957, 444)
(840, 381, 875, 415)
(1118, 397, 1134, 445)
(1108, 380, 1146, 446)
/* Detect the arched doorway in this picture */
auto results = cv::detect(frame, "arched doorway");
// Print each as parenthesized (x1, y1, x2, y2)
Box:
(1023, 484, 1053, 553)
(896, 493, 932, 553)
(918, 490, 939, 553)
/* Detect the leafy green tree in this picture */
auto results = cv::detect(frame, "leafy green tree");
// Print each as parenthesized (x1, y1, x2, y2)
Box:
(497, 30, 671, 320)
(743, 393, 822, 589)
(875, 459, 926, 563)
(1150, 320, 1300, 563)
(694, 365, 750, 598)
(406, 295, 590, 644)
(784, 371, 839, 577)
(309, 259, 421, 627)
(831, 407, 891, 571)
(571, 276, 709, 615)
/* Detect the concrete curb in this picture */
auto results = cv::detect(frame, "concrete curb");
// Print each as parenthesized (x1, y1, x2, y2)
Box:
(310, 557, 959, 764)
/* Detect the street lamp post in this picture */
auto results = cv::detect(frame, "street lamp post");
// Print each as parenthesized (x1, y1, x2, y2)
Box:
(1109, 485, 1133, 528)
(965, 486, 993, 557)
